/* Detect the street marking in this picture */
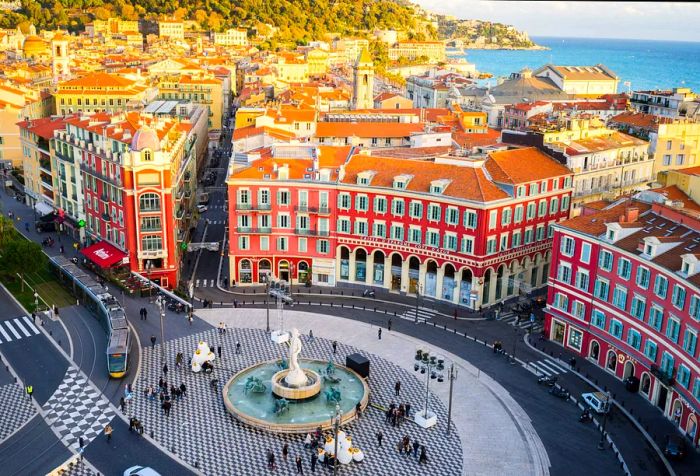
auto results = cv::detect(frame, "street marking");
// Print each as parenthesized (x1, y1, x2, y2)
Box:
(13, 318, 31, 337)
(545, 359, 570, 373)
(4, 320, 22, 339)
(210, 280, 214, 287)
(0, 324, 11, 342)
(21, 316, 40, 334)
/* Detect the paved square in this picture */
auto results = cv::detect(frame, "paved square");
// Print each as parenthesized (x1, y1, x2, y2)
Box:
(133, 327, 463, 475)
(0, 382, 35, 443)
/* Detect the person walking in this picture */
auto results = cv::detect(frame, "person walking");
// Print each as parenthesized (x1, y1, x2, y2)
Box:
(119, 397, 126, 413)
(569, 357, 577, 370)
(282, 443, 289, 462)
(355, 401, 362, 418)
(405, 402, 412, 419)
(150, 335, 156, 347)
(295, 455, 304, 474)
(217, 345, 222, 359)
(310, 452, 317, 473)
(163, 363, 168, 377)
(180, 382, 187, 397)
(176, 352, 183, 369)
(419, 446, 428, 465)
(267, 449, 276, 471)
(309, 329, 314, 341)
(412, 440, 420, 458)
(394, 380, 401, 397)
(143, 308, 148, 320)
(378, 328, 382, 340)
(236, 342, 241, 354)
(104, 424, 113, 443)
(376, 430, 383, 447)
(387, 318, 392, 331)
(25, 384, 33, 400)
(332, 341, 337, 354)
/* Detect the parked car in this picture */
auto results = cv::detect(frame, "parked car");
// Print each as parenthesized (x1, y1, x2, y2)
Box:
(197, 205, 208, 213)
(123, 466, 161, 476)
(663, 435, 686, 460)
(581, 392, 611, 414)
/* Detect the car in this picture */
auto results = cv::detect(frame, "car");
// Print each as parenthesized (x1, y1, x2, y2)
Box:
(123, 466, 162, 476)
(663, 435, 686, 459)
(197, 205, 208, 213)
(581, 392, 612, 414)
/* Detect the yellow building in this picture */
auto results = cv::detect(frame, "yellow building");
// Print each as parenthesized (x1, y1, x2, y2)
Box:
(234, 107, 265, 129)
(388, 41, 446, 63)
(158, 21, 184, 41)
(534, 64, 619, 98)
(275, 54, 309, 86)
(659, 166, 700, 202)
(157, 74, 223, 129)
(213, 28, 248, 46)
(455, 109, 488, 133)
(90, 18, 140, 37)
(22, 34, 50, 60)
(305, 49, 329, 77)
(55, 72, 154, 115)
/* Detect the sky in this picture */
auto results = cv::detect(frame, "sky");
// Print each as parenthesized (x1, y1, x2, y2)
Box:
(412, 1, 700, 42)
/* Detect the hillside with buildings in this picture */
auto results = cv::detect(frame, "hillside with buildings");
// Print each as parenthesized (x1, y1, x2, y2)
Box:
(434, 15, 546, 50)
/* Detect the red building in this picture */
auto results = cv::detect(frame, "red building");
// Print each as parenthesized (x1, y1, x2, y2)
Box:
(227, 145, 573, 308)
(545, 199, 700, 445)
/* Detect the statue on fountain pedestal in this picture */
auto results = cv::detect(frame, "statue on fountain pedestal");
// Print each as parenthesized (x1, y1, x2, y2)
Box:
(285, 328, 308, 387)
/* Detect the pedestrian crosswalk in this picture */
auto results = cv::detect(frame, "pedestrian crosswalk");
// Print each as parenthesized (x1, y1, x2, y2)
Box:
(205, 219, 226, 225)
(528, 358, 569, 377)
(499, 311, 544, 333)
(0, 316, 40, 344)
(398, 308, 435, 322)
(195, 279, 216, 288)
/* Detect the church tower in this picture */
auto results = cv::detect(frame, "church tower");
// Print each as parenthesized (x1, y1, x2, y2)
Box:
(51, 32, 70, 81)
(352, 48, 374, 110)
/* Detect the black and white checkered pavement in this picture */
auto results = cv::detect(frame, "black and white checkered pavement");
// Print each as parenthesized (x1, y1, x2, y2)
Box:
(42, 367, 116, 450)
(0, 316, 40, 344)
(398, 308, 435, 323)
(499, 312, 544, 333)
(132, 328, 463, 476)
(0, 383, 35, 442)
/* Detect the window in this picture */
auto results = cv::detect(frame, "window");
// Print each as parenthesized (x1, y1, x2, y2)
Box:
(557, 263, 572, 284)
(529, 183, 539, 195)
(599, 250, 613, 271)
(354, 220, 368, 236)
(666, 316, 681, 343)
(571, 301, 585, 319)
(561, 196, 570, 212)
(654, 275, 668, 298)
(338, 193, 350, 209)
(337, 218, 350, 233)
(677, 365, 691, 389)
(297, 237, 307, 253)
(636, 266, 650, 289)
(355, 195, 368, 211)
(317, 240, 329, 254)
(445, 233, 458, 251)
(278, 214, 290, 228)
(591, 310, 606, 329)
(694, 379, 700, 400)
(392, 198, 404, 216)
(593, 278, 610, 301)
(259, 189, 270, 205)
(461, 236, 473, 254)
(409, 228, 421, 244)
(409, 201, 423, 219)
(683, 328, 697, 356)
(672, 284, 686, 309)
(446, 207, 459, 225)
(549, 197, 559, 215)
(238, 236, 249, 250)
(141, 216, 161, 231)
(662, 154, 672, 166)
(139, 193, 160, 211)
(426, 231, 440, 247)
(575, 270, 589, 291)
(609, 319, 623, 339)
(553, 293, 568, 311)
(568, 328, 583, 351)
(428, 204, 441, 222)
(649, 305, 664, 331)
(580, 242, 591, 264)
(524, 228, 534, 244)
(141, 235, 162, 251)
(486, 237, 497, 254)
(617, 258, 631, 280)
(488, 210, 498, 229)
(630, 296, 646, 320)
(277, 237, 288, 251)
(690, 295, 700, 321)
(391, 224, 404, 241)
(644, 339, 658, 362)
(538, 200, 547, 217)
(374, 197, 387, 214)
(278, 191, 289, 205)
(373, 222, 386, 238)
(526, 202, 536, 219)
(514, 205, 523, 223)
(464, 211, 477, 229)
(627, 329, 642, 350)
(516, 185, 525, 197)
(612, 286, 628, 310)
(260, 236, 269, 251)
(560, 236, 575, 257)
(540, 180, 548, 193)
(660, 352, 674, 376)
(501, 208, 511, 226)
(512, 231, 521, 248)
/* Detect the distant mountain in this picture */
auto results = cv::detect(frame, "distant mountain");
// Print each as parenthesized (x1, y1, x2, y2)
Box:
(433, 15, 545, 50)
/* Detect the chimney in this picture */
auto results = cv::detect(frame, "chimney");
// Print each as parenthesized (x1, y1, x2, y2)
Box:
(620, 207, 639, 223)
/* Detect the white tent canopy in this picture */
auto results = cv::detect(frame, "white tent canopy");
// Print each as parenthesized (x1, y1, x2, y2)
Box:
(34, 202, 54, 217)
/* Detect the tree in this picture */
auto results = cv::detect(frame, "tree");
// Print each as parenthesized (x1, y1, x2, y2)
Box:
(0, 215, 19, 250)
(0, 239, 45, 279)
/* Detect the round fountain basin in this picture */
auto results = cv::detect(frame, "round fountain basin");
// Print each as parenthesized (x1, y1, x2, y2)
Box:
(271, 368, 321, 400)
(223, 359, 369, 434)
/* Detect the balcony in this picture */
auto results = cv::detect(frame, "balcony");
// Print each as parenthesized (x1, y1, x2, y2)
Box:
(295, 204, 309, 212)
(318, 206, 331, 215)
(101, 212, 111, 221)
(140, 206, 161, 213)
(176, 208, 184, 219)
(294, 205, 331, 214)
(257, 203, 272, 211)
(295, 228, 318, 236)
(650, 364, 675, 387)
(236, 203, 252, 211)
(184, 171, 191, 182)
(236, 227, 271, 234)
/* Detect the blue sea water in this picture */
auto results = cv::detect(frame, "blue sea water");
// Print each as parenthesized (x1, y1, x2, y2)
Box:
(461, 36, 700, 92)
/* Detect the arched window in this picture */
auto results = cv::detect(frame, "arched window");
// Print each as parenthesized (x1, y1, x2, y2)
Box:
(143, 149, 153, 161)
(139, 193, 160, 212)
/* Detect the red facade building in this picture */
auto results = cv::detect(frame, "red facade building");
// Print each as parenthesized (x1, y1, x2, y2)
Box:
(227, 145, 573, 308)
(545, 200, 700, 445)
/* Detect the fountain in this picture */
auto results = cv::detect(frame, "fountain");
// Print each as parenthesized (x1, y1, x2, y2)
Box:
(223, 328, 369, 434)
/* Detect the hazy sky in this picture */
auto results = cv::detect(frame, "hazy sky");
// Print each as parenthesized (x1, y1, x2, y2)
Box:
(412, 1, 700, 42)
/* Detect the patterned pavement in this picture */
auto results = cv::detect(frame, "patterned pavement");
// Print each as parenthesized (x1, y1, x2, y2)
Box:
(0, 382, 36, 442)
(43, 367, 116, 451)
(132, 328, 463, 475)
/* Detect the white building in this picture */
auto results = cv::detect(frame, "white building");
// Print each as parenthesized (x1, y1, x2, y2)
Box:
(212, 28, 248, 47)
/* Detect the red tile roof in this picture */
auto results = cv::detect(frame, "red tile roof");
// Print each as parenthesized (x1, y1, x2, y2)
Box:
(485, 147, 572, 185)
(315, 122, 424, 138)
(17, 115, 76, 139)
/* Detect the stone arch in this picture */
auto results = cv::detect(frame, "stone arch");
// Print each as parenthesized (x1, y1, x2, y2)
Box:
(606, 350, 617, 373)
(686, 414, 698, 441)
(495, 264, 506, 301)
(623, 360, 635, 380)
(355, 248, 367, 283)
(389, 252, 403, 292)
(640, 372, 652, 397)
(297, 260, 309, 284)
(339, 246, 351, 280)
(408, 256, 421, 294)
(258, 259, 272, 283)
(442, 262, 457, 301)
(588, 339, 600, 362)
(371, 250, 385, 285)
(239, 259, 252, 284)
(672, 399, 683, 425)
(424, 259, 439, 297)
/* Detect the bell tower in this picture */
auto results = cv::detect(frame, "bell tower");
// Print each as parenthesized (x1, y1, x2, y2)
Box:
(352, 48, 374, 110)
(51, 32, 70, 81)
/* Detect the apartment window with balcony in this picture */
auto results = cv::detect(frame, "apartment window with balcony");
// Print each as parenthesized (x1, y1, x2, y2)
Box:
(557, 263, 572, 284)
(524, 228, 534, 244)
(409, 201, 423, 219)
(672, 284, 686, 310)
(571, 301, 585, 319)
(454, 236, 471, 255)
(260, 236, 269, 251)
(560, 236, 575, 257)
(238, 215, 250, 228)
(392, 198, 405, 216)
(355, 195, 368, 212)
(446, 207, 459, 225)
(599, 250, 613, 271)
(636, 266, 650, 289)
(512, 231, 521, 248)
(374, 197, 387, 214)
(391, 224, 404, 241)
(591, 309, 606, 329)
(409, 227, 421, 244)
(427, 204, 441, 222)
(338, 193, 351, 209)
(486, 237, 497, 254)
(666, 316, 681, 343)
(373, 222, 386, 238)
(259, 214, 270, 229)
(612, 286, 628, 310)
(575, 270, 589, 291)
(276, 237, 287, 251)
(526, 203, 536, 219)
(514, 205, 523, 223)
(238, 236, 249, 250)
(354, 220, 368, 236)
(683, 328, 697, 356)
(594, 278, 610, 301)
(654, 275, 668, 298)
(553, 292, 568, 312)
(238, 189, 249, 204)
(617, 258, 632, 280)
(627, 328, 642, 350)
(278, 190, 289, 205)
(464, 210, 478, 229)
(690, 295, 700, 321)
(609, 319, 623, 339)
(259, 189, 270, 205)
(141, 216, 161, 231)
(141, 235, 162, 251)
(630, 296, 646, 320)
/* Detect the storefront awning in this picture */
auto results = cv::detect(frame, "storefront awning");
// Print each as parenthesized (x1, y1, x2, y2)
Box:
(34, 201, 54, 217)
(81, 242, 127, 268)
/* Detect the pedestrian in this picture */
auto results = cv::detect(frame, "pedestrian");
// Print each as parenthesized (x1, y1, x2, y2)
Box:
(129, 417, 135, 432)
(150, 335, 156, 347)
(79, 436, 85, 449)
(332, 341, 337, 354)
(385, 407, 392, 424)
(25, 384, 33, 400)
(295, 455, 304, 474)
(376, 430, 383, 446)
(309, 329, 314, 341)
(378, 328, 382, 340)
(143, 308, 147, 320)
(395, 380, 401, 397)
(31, 312, 36, 324)
(119, 397, 126, 412)
(104, 424, 113, 443)
(267, 449, 276, 470)
(569, 357, 577, 370)
(413, 440, 420, 458)
(176, 352, 183, 369)
(310, 452, 317, 472)
(304, 432, 312, 448)
(405, 402, 412, 419)
(388, 318, 392, 331)
(236, 342, 241, 354)
(188, 315, 193, 326)
(162, 400, 171, 416)
(282, 443, 289, 461)
(217, 345, 222, 358)
(419, 446, 428, 465)
(233, 299, 238, 308)
(163, 363, 168, 376)
(24, 222, 29, 232)
(453, 309, 458, 320)
(355, 401, 362, 418)
(180, 382, 187, 397)
(397, 437, 404, 454)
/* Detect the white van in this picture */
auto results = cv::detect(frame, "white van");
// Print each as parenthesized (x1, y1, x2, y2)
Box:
(581, 392, 612, 414)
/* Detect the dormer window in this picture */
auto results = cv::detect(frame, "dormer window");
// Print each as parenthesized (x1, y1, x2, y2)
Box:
(680, 254, 699, 278)
(357, 170, 376, 186)
(645, 244, 654, 256)
(430, 179, 451, 195)
(393, 174, 413, 190)
(607, 229, 616, 241)
(430, 185, 442, 194)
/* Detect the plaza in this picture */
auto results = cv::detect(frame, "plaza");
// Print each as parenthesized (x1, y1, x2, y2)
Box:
(131, 308, 549, 475)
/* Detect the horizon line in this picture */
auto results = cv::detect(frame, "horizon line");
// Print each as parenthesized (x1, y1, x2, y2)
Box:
(531, 34, 700, 44)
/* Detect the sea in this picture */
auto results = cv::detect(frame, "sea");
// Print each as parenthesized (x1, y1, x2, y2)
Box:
(459, 36, 700, 92)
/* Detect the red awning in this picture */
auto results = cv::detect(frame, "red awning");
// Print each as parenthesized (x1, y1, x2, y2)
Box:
(81, 242, 127, 268)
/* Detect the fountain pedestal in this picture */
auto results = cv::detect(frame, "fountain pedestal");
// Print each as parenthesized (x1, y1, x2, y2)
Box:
(271, 369, 321, 400)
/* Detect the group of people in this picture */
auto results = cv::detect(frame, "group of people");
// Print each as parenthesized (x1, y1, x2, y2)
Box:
(142, 376, 188, 417)
(128, 416, 144, 434)
(385, 401, 412, 427)
(397, 435, 428, 464)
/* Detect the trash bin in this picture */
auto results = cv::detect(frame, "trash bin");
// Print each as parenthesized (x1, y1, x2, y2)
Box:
(624, 376, 640, 392)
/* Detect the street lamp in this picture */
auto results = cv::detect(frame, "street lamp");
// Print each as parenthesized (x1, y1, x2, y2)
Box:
(265, 280, 271, 333)
(146, 260, 154, 302)
(156, 296, 166, 364)
(33, 292, 39, 313)
(413, 348, 445, 428)
(511, 326, 520, 364)
(414, 282, 423, 324)
(333, 402, 341, 475)
(446, 362, 458, 435)
(597, 391, 612, 450)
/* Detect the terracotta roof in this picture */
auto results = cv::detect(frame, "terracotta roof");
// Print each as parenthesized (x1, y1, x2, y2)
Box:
(485, 147, 572, 185)
(559, 200, 651, 236)
(315, 122, 423, 138)
(453, 127, 501, 148)
(232, 125, 296, 141)
(340, 155, 509, 203)
(559, 131, 647, 155)
(17, 115, 76, 140)
(230, 146, 351, 181)
(58, 72, 136, 88)
(673, 166, 700, 177)
(652, 185, 700, 212)
(609, 111, 674, 131)
(547, 65, 617, 81)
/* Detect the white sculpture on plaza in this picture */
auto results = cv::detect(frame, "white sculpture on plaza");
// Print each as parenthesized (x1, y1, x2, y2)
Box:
(191, 341, 215, 373)
(322, 430, 364, 464)
(285, 328, 307, 387)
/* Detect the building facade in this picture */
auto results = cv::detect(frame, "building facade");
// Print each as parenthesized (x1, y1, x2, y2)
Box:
(630, 88, 697, 118)
(55, 72, 154, 115)
(545, 201, 700, 445)
(212, 28, 248, 47)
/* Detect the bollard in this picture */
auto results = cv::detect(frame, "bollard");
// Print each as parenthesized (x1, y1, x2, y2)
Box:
(58, 339, 61, 346)
(453, 328, 457, 334)
(49, 330, 53, 336)
(363, 305, 365, 311)
(341, 291, 344, 296)
(374, 307, 376, 312)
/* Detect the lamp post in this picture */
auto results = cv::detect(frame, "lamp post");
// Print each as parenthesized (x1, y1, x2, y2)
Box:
(413, 348, 445, 428)
(597, 391, 612, 450)
(333, 402, 341, 475)
(414, 282, 423, 324)
(446, 362, 458, 435)
(157, 296, 166, 364)
(146, 260, 154, 302)
(511, 326, 520, 364)
(289, 263, 295, 301)
(33, 291, 39, 313)
(265, 280, 271, 333)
